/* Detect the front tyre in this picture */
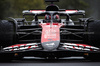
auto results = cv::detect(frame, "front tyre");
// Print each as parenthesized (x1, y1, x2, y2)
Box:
(0, 20, 15, 48)
(86, 20, 100, 61)
(88, 20, 100, 47)
(0, 20, 15, 62)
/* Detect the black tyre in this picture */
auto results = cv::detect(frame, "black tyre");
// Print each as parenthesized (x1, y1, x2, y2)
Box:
(86, 20, 100, 60)
(0, 20, 15, 48)
(88, 20, 100, 47)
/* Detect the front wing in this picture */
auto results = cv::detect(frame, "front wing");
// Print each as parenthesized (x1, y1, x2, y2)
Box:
(0, 43, 100, 57)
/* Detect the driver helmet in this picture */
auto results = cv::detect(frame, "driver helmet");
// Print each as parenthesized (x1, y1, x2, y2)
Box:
(45, 14, 51, 20)
(54, 14, 60, 20)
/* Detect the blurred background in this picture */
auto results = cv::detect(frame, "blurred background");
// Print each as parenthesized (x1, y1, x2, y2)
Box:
(0, 0, 100, 20)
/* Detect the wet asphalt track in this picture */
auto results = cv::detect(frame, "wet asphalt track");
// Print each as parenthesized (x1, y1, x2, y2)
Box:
(0, 57, 100, 66)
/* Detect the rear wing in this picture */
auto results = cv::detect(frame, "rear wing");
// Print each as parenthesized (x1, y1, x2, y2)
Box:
(22, 10, 85, 16)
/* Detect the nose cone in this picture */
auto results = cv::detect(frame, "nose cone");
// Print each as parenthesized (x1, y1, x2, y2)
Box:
(40, 23, 63, 51)
(42, 41, 60, 51)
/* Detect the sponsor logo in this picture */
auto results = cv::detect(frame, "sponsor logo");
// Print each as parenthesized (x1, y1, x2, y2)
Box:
(46, 43, 55, 47)
(44, 29, 57, 39)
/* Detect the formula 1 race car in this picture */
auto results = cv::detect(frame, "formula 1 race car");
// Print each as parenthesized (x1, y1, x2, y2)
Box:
(0, 0, 100, 61)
